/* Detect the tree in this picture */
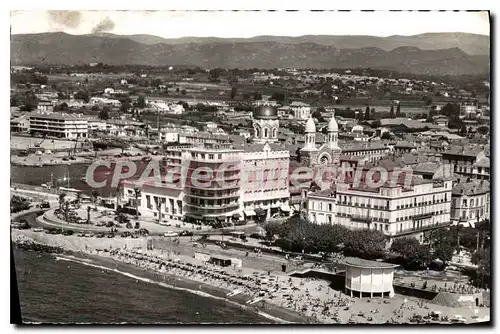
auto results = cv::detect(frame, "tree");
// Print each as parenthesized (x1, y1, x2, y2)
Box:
(134, 188, 141, 220)
(20, 91, 38, 111)
(343, 229, 386, 259)
(230, 86, 238, 99)
(136, 95, 146, 109)
(423, 96, 433, 106)
(459, 124, 468, 136)
(74, 90, 90, 103)
(426, 109, 435, 123)
(477, 126, 489, 135)
(312, 110, 324, 122)
(54, 102, 69, 111)
(151, 78, 163, 87)
(180, 89, 187, 95)
(381, 132, 393, 140)
(87, 206, 91, 224)
(364, 106, 370, 121)
(389, 105, 395, 118)
(395, 103, 402, 117)
(264, 221, 283, 241)
(175, 87, 180, 94)
(391, 237, 432, 269)
(271, 92, 286, 103)
(471, 248, 490, 288)
(58, 193, 66, 211)
(98, 107, 110, 120)
(254, 208, 267, 225)
(120, 99, 131, 113)
(431, 229, 454, 264)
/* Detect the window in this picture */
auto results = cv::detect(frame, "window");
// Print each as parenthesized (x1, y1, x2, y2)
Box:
(255, 128, 260, 137)
(328, 204, 333, 211)
(385, 225, 389, 231)
(264, 128, 269, 138)
(209, 154, 214, 160)
(272, 128, 277, 138)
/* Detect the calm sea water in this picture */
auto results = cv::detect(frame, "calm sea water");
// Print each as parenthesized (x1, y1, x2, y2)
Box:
(13, 248, 269, 324)
(11, 161, 153, 197)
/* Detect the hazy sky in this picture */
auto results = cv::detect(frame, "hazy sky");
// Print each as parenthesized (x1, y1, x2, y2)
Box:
(10, 10, 490, 37)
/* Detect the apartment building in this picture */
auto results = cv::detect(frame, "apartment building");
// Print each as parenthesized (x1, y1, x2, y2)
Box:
(290, 101, 311, 120)
(123, 142, 290, 224)
(307, 176, 452, 243)
(122, 105, 291, 224)
(28, 112, 89, 139)
(451, 179, 490, 227)
(442, 146, 490, 181)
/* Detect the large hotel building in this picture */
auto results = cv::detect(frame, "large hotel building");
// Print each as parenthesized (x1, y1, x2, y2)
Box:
(307, 173, 453, 243)
(122, 105, 290, 224)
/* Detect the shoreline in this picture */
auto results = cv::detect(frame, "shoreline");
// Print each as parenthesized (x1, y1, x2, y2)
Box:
(12, 234, 314, 324)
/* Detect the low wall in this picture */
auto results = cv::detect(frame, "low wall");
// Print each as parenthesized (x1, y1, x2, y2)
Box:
(289, 269, 346, 290)
(393, 284, 439, 300)
(431, 292, 484, 308)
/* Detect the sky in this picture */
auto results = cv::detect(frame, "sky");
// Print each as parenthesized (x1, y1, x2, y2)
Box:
(10, 10, 490, 38)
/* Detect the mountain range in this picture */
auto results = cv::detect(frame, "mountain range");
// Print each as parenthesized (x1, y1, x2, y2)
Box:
(10, 32, 490, 76)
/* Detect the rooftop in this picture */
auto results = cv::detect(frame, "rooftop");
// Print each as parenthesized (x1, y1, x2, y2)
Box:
(452, 179, 490, 196)
(343, 257, 398, 269)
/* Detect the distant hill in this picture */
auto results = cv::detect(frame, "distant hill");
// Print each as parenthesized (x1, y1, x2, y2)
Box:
(90, 32, 490, 56)
(10, 32, 490, 76)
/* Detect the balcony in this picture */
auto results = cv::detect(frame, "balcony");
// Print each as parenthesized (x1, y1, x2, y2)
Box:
(350, 215, 372, 223)
(184, 201, 239, 210)
(390, 222, 452, 237)
(412, 213, 434, 220)
(186, 191, 240, 200)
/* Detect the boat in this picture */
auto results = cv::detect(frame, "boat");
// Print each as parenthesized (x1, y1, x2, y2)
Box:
(226, 289, 242, 297)
(247, 297, 264, 305)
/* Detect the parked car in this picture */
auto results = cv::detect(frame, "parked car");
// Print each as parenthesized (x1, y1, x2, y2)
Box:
(179, 230, 193, 237)
(138, 228, 149, 236)
(164, 231, 179, 237)
(39, 201, 50, 209)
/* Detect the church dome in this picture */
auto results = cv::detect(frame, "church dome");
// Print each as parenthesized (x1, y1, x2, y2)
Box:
(253, 105, 277, 119)
(328, 115, 339, 132)
(305, 117, 316, 133)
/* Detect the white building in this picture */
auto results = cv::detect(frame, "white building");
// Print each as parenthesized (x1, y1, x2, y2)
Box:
(89, 97, 122, 108)
(451, 179, 490, 227)
(123, 105, 291, 224)
(28, 112, 89, 139)
(290, 101, 311, 120)
(307, 175, 452, 243)
(344, 257, 398, 298)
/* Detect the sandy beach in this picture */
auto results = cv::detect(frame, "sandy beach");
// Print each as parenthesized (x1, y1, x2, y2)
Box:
(11, 229, 490, 324)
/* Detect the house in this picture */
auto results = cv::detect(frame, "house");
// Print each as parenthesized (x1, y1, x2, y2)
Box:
(433, 116, 449, 127)
(37, 100, 54, 112)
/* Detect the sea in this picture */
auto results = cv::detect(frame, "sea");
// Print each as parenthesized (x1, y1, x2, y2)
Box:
(12, 248, 272, 324)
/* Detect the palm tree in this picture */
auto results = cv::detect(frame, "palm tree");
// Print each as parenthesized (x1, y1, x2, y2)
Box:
(59, 193, 66, 211)
(76, 192, 82, 205)
(134, 187, 141, 220)
(64, 201, 69, 222)
(116, 183, 122, 211)
(87, 206, 91, 224)
(91, 189, 98, 209)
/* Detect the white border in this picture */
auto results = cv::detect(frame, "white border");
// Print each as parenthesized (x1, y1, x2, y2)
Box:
(3, 1, 497, 334)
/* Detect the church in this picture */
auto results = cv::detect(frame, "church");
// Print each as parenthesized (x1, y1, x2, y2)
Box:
(300, 115, 342, 166)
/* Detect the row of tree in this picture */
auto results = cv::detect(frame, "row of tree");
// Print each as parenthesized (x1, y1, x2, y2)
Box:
(264, 215, 491, 289)
(264, 215, 387, 259)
